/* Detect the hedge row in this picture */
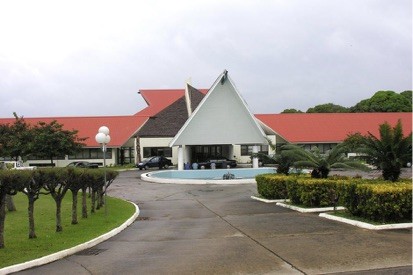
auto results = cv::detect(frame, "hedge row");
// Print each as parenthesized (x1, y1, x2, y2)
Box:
(256, 174, 412, 223)
(0, 168, 119, 235)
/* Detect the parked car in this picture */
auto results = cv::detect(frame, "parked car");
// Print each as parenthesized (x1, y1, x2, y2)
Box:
(198, 158, 237, 169)
(0, 161, 36, 170)
(66, 161, 99, 169)
(137, 156, 173, 170)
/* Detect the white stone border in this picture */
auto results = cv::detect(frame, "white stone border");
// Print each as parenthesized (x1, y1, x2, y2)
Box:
(319, 213, 413, 230)
(0, 201, 140, 275)
(252, 196, 412, 230)
(276, 202, 346, 213)
(250, 195, 289, 203)
(141, 172, 256, 185)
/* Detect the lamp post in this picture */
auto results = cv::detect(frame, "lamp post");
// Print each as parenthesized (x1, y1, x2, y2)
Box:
(95, 126, 110, 216)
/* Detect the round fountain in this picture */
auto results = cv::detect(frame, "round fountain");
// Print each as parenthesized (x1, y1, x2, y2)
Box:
(140, 167, 276, 184)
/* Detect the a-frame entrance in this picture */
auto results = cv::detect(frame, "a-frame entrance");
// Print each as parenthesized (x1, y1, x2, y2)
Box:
(170, 70, 268, 170)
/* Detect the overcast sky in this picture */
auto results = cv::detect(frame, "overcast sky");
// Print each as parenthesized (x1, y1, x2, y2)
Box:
(0, 0, 411, 118)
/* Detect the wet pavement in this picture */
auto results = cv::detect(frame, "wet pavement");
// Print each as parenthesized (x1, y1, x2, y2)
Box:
(14, 169, 412, 275)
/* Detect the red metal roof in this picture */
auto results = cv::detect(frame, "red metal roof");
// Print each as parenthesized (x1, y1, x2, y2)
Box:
(135, 89, 208, 117)
(0, 116, 148, 147)
(255, 113, 412, 143)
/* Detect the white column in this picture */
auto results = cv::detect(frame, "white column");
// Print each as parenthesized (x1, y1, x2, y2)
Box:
(178, 146, 184, 170)
(229, 145, 234, 160)
(134, 137, 139, 165)
(252, 145, 259, 168)
(184, 146, 190, 163)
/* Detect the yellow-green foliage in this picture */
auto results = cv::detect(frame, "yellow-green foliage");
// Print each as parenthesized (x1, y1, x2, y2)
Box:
(339, 180, 412, 223)
(289, 178, 343, 207)
(256, 174, 412, 223)
(256, 174, 295, 200)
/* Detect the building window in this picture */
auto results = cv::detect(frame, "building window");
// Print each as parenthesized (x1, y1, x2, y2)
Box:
(69, 148, 112, 159)
(191, 145, 223, 162)
(143, 147, 172, 158)
(117, 147, 135, 165)
(28, 155, 65, 160)
(240, 145, 269, 156)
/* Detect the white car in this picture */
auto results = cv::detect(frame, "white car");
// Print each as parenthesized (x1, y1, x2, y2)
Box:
(0, 161, 36, 170)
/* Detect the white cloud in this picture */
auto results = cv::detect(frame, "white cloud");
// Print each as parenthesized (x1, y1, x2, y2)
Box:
(0, 0, 411, 117)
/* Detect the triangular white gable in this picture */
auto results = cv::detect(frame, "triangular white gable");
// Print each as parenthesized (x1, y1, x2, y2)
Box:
(170, 71, 268, 146)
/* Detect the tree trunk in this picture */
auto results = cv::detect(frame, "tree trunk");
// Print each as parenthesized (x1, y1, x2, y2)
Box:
(71, 190, 78, 225)
(28, 197, 37, 238)
(6, 195, 16, 212)
(96, 194, 101, 210)
(100, 186, 106, 208)
(0, 194, 6, 248)
(55, 199, 63, 232)
(91, 190, 96, 213)
(97, 188, 102, 209)
(81, 188, 88, 218)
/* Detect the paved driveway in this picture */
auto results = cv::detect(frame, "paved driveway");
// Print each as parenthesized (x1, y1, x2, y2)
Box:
(16, 170, 412, 275)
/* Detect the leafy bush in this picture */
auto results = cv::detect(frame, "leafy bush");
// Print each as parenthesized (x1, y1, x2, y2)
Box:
(288, 178, 342, 207)
(256, 174, 412, 223)
(339, 180, 412, 223)
(256, 174, 293, 199)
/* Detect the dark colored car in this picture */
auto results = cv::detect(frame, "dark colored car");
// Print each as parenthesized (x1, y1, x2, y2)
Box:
(198, 158, 237, 169)
(66, 161, 99, 169)
(137, 156, 173, 170)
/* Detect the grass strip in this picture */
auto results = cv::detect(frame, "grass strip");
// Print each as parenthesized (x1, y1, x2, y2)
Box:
(1, 192, 135, 268)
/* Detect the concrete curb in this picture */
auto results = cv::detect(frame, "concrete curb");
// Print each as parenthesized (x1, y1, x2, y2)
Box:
(250, 195, 289, 203)
(0, 201, 140, 275)
(276, 202, 346, 213)
(251, 196, 412, 230)
(319, 213, 413, 230)
(141, 172, 256, 184)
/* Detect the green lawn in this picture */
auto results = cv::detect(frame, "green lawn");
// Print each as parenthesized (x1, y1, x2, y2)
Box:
(1, 192, 135, 268)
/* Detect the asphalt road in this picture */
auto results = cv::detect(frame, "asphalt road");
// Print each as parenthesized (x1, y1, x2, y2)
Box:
(14, 170, 412, 275)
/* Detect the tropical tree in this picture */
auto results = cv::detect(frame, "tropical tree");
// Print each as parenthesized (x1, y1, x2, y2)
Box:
(400, 90, 412, 105)
(99, 170, 119, 209)
(307, 103, 349, 113)
(20, 170, 46, 239)
(280, 144, 368, 178)
(88, 169, 119, 213)
(42, 168, 72, 232)
(0, 170, 30, 248)
(80, 171, 94, 218)
(30, 120, 86, 165)
(89, 169, 105, 213)
(358, 120, 412, 181)
(281, 108, 303, 113)
(342, 132, 365, 153)
(351, 90, 412, 112)
(0, 113, 33, 161)
(251, 139, 293, 175)
(68, 168, 86, 224)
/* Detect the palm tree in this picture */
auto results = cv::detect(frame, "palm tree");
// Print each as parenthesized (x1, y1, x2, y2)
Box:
(280, 143, 368, 178)
(359, 120, 412, 182)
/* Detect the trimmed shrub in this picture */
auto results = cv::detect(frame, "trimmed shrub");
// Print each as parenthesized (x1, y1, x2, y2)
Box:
(256, 172, 412, 223)
(256, 174, 294, 200)
(340, 180, 412, 223)
(289, 178, 342, 207)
